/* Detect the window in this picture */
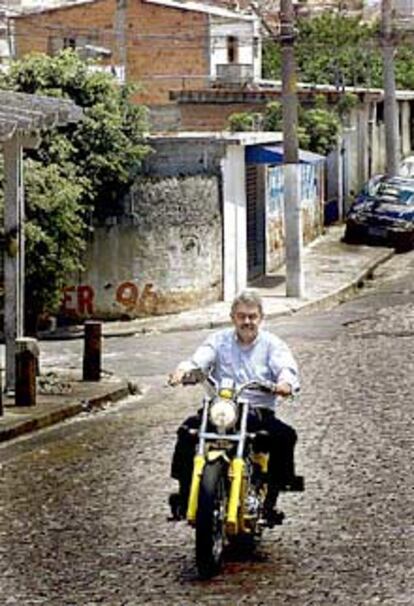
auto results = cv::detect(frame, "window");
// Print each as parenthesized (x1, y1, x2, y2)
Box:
(376, 101, 384, 124)
(227, 36, 238, 64)
(253, 37, 259, 59)
(63, 37, 77, 50)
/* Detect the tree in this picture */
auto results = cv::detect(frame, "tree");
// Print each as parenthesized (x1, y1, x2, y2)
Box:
(0, 51, 150, 329)
(263, 13, 414, 90)
(299, 107, 341, 155)
(4, 51, 150, 218)
(228, 99, 341, 157)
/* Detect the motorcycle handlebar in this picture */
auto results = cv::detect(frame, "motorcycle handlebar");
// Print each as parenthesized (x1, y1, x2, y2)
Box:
(181, 370, 277, 397)
(235, 379, 277, 398)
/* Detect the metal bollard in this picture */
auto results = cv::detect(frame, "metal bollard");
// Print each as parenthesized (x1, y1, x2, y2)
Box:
(83, 321, 102, 381)
(15, 337, 39, 407)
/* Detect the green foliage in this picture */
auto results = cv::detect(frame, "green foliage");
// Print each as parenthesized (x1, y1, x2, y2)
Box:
(263, 101, 283, 131)
(4, 51, 150, 217)
(336, 92, 359, 117)
(228, 112, 262, 132)
(262, 14, 414, 90)
(228, 101, 340, 156)
(24, 159, 88, 323)
(295, 14, 378, 87)
(299, 108, 341, 155)
(0, 50, 150, 323)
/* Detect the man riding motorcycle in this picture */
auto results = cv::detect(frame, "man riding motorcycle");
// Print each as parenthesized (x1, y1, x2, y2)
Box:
(168, 290, 304, 524)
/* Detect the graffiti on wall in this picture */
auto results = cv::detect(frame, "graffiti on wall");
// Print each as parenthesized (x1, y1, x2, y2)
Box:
(267, 164, 318, 217)
(61, 281, 158, 316)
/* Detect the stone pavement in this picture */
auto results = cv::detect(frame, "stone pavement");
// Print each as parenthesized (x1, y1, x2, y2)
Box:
(0, 224, 395, 444)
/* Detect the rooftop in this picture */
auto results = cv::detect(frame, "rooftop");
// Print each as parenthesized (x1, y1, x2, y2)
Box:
(149, 130, 283, 145)
(13, 0, 256, 19)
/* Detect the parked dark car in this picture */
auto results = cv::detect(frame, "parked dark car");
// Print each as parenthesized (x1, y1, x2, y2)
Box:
(344, 176, 414, 252)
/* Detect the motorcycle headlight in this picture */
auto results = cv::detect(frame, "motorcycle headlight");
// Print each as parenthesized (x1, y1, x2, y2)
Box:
(209, 398, 237, 430)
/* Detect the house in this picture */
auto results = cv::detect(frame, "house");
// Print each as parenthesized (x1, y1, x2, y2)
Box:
(11, 0, 261, 112)
(59, 131, 326, 320)
(170, 80, 414, 216)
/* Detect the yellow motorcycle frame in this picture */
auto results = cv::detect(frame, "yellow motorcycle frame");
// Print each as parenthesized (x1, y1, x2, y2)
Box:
(186, 384, 269, 536)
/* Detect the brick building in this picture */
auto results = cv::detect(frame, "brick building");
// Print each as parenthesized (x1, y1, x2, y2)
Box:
(12, 0, 261, 109)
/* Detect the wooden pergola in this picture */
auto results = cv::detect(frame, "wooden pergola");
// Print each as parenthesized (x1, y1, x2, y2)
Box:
(1, 90, 83, 393)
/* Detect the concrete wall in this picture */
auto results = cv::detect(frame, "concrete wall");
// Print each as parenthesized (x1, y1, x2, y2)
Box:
(61, 175, 222, 320)
(177, 101, 264, 132)
(143, 139, 225, 176)
(221, 144, 247, 301)
(143, 136, 253, 302)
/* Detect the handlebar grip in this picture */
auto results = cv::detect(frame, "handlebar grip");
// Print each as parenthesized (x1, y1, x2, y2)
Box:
(182, 374, 199, 385)
(258, 380, 277, 393)
(181, 368, 206, 385)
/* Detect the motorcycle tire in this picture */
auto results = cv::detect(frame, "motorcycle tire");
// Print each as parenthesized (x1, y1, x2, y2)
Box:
(195, 459, 227, 579)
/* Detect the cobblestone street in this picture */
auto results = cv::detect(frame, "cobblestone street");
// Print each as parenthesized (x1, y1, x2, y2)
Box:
(0, 257, 413, 605)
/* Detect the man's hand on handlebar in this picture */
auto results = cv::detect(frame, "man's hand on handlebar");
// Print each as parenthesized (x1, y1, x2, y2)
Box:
(273, 382, 293, 397)
(168, 368, 186, 387)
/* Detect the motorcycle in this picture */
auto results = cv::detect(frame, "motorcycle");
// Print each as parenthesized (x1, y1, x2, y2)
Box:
(175, 369, 292, 578)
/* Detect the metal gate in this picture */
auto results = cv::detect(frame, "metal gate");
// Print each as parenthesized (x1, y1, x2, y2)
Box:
(246, 165, 265, 281)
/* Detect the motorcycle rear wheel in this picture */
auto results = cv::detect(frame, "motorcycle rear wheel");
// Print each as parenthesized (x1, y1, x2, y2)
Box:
(195, 460, 227, 578)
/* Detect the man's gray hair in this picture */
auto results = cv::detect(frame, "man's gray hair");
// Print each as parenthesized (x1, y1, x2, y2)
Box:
(231, 290, 264, 316)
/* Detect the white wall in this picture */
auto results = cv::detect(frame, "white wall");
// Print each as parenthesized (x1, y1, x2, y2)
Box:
(221, 144, 247, 301)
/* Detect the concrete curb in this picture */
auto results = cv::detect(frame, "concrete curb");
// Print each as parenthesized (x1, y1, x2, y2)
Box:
(274, 247, 396, 318)
(0, 383, 131, 444)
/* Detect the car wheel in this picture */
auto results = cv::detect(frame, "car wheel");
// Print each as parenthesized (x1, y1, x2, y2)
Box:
(395, 232, 414, 253)
(344, 224, 362, 244)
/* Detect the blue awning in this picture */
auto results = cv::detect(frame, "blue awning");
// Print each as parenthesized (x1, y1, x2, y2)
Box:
(246, 144, 325, 165)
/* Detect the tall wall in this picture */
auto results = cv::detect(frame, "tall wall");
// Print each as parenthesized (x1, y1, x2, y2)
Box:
(177, 102, 263, 131)
(61, 175, 222, 320)
(126, 1, 209, 106)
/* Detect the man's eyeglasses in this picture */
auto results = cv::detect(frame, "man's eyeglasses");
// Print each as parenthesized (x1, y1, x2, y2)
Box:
(234, 312, 260, 322)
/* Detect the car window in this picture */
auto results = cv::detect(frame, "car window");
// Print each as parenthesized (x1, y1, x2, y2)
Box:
(375, 183, 414, 204)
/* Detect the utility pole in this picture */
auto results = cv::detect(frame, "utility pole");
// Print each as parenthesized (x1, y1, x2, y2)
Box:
(115, 0, 127, 83)
(280, 0, 304, 297)
(4, 136, 25, 393)
(381, 0, 400, 176)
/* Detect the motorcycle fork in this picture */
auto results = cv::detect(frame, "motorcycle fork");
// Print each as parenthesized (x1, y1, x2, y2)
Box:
(186, 396, 209, 524)
(226, 399, 249, 534)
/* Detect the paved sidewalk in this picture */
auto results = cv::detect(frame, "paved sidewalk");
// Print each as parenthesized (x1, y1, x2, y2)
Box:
(0, 372, 134, 444)
(0, 224, 395, 444)
(40, 224, 395, 339)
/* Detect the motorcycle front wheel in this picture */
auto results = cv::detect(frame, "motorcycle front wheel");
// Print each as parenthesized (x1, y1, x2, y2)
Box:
(195, 459, 227, 578)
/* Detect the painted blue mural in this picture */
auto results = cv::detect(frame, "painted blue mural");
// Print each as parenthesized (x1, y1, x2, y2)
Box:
(267, 164, 318, 217)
